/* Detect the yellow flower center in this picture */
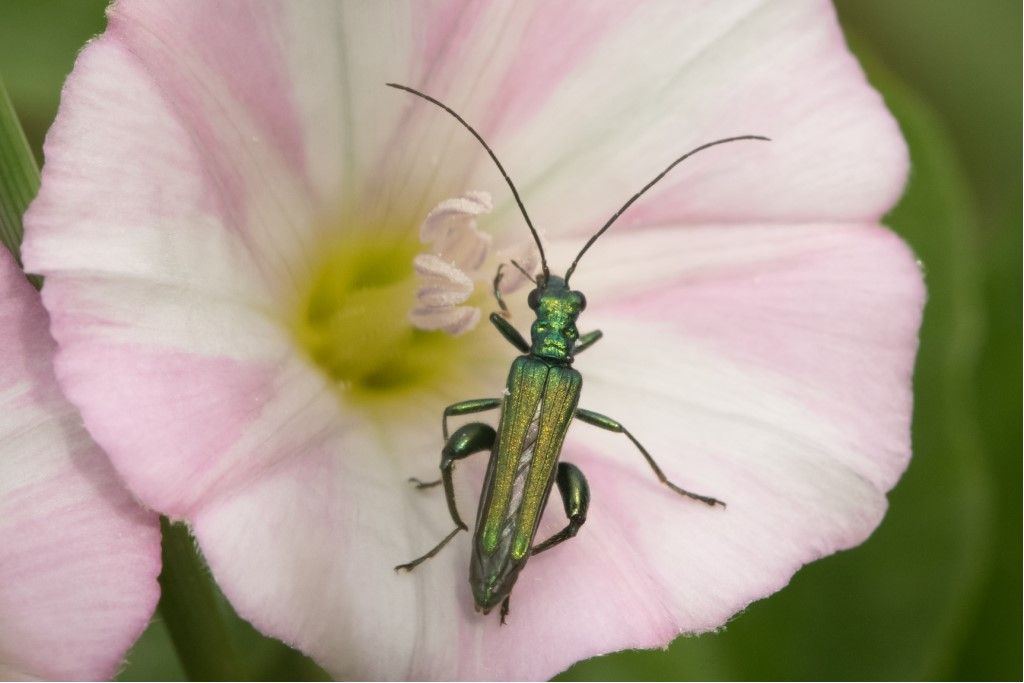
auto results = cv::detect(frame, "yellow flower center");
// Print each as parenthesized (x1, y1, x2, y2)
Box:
(292, 226, 474, 402)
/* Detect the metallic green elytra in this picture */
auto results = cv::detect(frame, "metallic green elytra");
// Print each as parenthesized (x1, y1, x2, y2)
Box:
(389, 83, 768, 623)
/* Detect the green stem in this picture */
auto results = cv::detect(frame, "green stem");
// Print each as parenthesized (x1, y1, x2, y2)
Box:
(158, 517, 247, 680)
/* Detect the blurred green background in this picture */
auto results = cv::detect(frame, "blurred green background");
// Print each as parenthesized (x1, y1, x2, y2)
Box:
(0, 1, 1018, 680)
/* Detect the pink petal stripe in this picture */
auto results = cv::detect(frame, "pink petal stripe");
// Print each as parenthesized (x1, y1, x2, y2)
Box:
(473, 0, 907, 243)
(475, 1, 639, 139)
(108, 0, 310, 222)
(567, 222, 924, 490)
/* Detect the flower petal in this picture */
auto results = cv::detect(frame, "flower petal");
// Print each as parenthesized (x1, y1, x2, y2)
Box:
(472, 0, 908, 241)
(17, 26, 346, 518)
(21, 25, 311, 304)
(555, 222, 923, 468)
(0, 251, 160, 680)
(515, 223, 924, 656)
(94, 0, 479, 224)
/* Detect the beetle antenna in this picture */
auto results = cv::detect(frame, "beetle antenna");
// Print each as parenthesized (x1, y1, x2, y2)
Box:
(387, 83, 550, 283)
(509, 259, 538, 285)
(563, 135, 769, 283)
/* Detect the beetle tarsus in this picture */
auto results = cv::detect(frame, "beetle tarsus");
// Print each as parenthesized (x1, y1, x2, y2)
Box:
(669, 484, 726, 508)
(394, 526, 465, 572)
(408, 477, 442, 489)
(499, 597, 511, 625)
(492, 264, 511, 318)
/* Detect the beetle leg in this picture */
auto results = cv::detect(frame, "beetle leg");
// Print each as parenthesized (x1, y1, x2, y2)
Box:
(438, 424, 495, 530)
(442, 397, 501, 440)
(407, 476, 443, 489)
(412, 399, 500, 488)
(575, 408, 726, 507)
(573, 329, 603, 354)
(492, 263, 511, 318)
(499, 596, 511, 625)
(394, 527, 463, 574)
(531, 462, 590, 556)
(489, 312, 530, 353)
(492, 260, 537, 321)
(395, 423, 496, 572)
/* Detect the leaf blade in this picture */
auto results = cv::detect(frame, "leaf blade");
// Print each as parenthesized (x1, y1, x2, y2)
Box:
(0, 73, 39, 266)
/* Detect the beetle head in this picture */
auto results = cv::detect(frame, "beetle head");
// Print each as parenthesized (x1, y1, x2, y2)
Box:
(527, 276, 586, 363)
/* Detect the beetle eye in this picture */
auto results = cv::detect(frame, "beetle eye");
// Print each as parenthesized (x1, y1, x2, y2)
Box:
(574, 291, 587, 312)
(528, 288, 542, 309)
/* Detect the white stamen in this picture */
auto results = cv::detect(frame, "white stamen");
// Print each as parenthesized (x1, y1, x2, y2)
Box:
(419, 191, 493, 272)
(412, 254, 473, 307)
(408, 305, 480, 336)
(409, 190, 537, 336)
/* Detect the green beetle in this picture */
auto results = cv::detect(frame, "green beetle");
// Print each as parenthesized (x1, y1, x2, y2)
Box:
(389, 83, 766, 622)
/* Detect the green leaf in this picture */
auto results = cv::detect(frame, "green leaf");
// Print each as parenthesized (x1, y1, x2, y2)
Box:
(0, 72, 39, 267)
(558, 40, 993, 682)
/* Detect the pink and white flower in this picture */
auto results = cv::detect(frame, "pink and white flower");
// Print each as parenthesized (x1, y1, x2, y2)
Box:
(22, 0, 924, 679)
(0, 250, 160, 680)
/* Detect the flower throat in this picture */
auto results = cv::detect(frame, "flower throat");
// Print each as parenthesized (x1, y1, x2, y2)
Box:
(293, 231, 462, 396)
